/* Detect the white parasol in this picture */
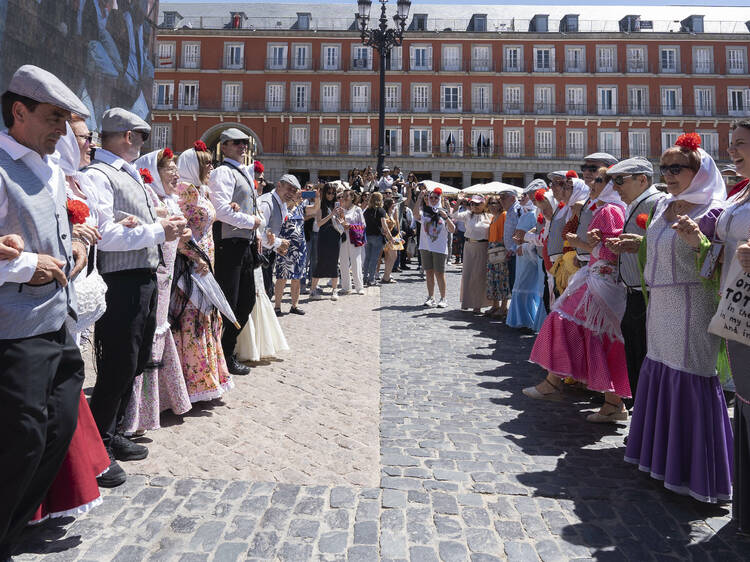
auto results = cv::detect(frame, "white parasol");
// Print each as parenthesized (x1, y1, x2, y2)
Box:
(419, 180, 461, 194)
(463, 182, 523, 197)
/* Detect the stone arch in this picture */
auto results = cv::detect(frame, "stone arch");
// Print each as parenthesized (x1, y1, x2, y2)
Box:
(200, 122, 263, 159)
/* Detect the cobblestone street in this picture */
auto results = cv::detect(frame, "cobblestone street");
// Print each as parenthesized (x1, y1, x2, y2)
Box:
(13, 267, 750, 561)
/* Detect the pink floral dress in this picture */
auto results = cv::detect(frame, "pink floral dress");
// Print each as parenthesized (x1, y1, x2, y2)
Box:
(172, 183, 233, 402)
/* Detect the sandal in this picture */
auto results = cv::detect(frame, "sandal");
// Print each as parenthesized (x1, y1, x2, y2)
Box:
(586, 400, 628, 423)
(523, 378, 565, 401)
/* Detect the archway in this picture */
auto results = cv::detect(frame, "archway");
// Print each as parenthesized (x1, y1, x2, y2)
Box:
(200, 122, 264, 165)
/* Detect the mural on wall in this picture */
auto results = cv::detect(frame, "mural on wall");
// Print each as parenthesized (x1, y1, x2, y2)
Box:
(0, 0, 158, 131)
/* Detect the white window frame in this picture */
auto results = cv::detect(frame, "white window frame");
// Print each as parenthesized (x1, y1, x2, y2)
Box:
(566, 129, 586, 159)
(597, 86, 617, 116)
(626, 46, 647, 73)
(596, 45, 617, 73)
(157, 41, 176, 69)
(268, 43, 288, 70)
(291, 43, 312, 70)
(322, 44, 341, 70)
(222, 82, 242, 112)
(660, 86, 682, 116)
(535, 128, 555, 159)
(411, 83, 431, 112)
(533, 46, 555, 73)
(694, 86, 714, 117)
(440, 84, 462, 113)
(349, 127, 372, 155)
(470, 128, 493, 157)
(503, 85, 522, 114)
(384, 128, 402, 156)
(266, 83, 284, 112)
(627, 86, 648, 115)
(288, 125, 309, 155)
(351, 83, 370, 113)
(319, 126, 339, 155)
(697, 130, 719, 159)
(385, 83, 401, 112)
(659, 46, 680, 73)
(471, 84, 491, 114)
(533, 85, 554, 114)
(440, 128, 464, 155)
(598, 130, 621, 159)
(178, 81, 199, 110)
(387, 46, 402, 71)
(693, 46, 713, 74)
(152, 124, 171, 150)
(290, 82, 310, 112)
(565, 85, 585, 115)
(628, 130, 649, 158)
(320, 83, 340, 113)
(411, 127, 432, 156)
(728, 87, 750, 117)
(503, 46, 523, 72)
(224, 42, 244, 69)
(181, 42, 200, 69)
(504, 128, 523, 158)
(153, 81, 174, 109)
(410, 44, 432, 71)
(727, 47, 747, 75)
(442, 44, 461, 71)
(565, 46, 585, 73)
(351, 45, 372, 70)
(471, 45, 491, 72)
(661, 130, 682, 152)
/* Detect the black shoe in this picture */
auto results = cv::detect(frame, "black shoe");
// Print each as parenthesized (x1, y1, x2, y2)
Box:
(275, 308, 283, 317)
(227, 355, 250, 375)
(400, 265, 411, 270)
(290, 306, 306, 315)
(97, 453, 127, 488)
(111, 434, 148, 461)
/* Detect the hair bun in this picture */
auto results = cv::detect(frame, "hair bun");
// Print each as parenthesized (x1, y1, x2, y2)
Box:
(675, 133, 701, 152)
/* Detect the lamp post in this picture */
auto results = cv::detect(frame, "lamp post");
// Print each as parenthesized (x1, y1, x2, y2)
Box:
(355, 0, 411, 175)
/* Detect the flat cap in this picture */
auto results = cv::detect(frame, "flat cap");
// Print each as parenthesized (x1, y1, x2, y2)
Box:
(584, 152, 619, 166)
(523, 178, 548, 195)
(279, 173, 301, 190)
(547, 170, 568, 180)
(607, 157, 653, 176)
(219, 128, 249, 142)
(101, 107, 150, 133)
(719, 163, 737, 174)
(7, 64, 90, 118)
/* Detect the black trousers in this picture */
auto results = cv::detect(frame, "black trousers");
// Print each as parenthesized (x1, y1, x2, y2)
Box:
(508, 254, 517, 292)
(621, 290, 648, 400)
(0, 325, 83, 545)
(262, 251, 276, 299)
(215, 238, 256, 357)
(542, 268, 551, 313)
(91, 270, 157, 448)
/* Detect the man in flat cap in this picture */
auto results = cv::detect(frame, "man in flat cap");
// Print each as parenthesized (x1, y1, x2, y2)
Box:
(208, 127, 263, 375)
(604, 157, 663, 402)
(84, 107, 186, 482)
(258, 174, 298, 302)
(542, 170, 571, 306)
(498, 186, 522, 292)
(0, 65, 90, 553)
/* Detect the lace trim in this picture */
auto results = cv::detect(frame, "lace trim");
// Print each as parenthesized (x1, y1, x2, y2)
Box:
(28, 496, 103, 525)
(153, 321, 171, 336)
(189, 387, 225, 403)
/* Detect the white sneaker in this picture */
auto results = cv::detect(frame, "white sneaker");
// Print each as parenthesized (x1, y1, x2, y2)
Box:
(331, 290, 339, 301)
(424, 297, 436, 307)
(310, 289, 323, 300)
(437, 298, 448, 308)
(356, 289, 365, 295)
(338, 289, 351, 295)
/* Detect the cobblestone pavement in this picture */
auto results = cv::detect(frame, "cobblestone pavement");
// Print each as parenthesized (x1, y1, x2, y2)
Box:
(12, 267, 750, 561)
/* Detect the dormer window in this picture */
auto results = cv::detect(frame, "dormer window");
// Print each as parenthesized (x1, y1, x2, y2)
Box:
(529, 14, 548, 32)
(297, 13, 311, 30)
(471, 14, 487, 32)
(412, 14, 427, 31)
(230, 12, 245, 29)
(163, 11, 179, 28)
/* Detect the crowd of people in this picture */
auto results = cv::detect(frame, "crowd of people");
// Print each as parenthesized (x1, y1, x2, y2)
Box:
(2, 62, 750, 559)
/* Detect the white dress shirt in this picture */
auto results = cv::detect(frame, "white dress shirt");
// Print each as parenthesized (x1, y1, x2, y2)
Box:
(258, 189, 287, 250)
(207, 158, 262, 231)
(0, 131, 68, 286)
(83, 148, 166, 252)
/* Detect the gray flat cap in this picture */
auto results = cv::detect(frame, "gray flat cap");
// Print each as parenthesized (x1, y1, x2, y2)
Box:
(607, 157, 653, 176)
(7, 64, 90, 118)
(523, 178, 548, 195)
(584, 152, 619, 166)
(101, 107, 150, 133)
(719, 163, 737, 174)
(547, 170, 568, 180)
(219, 128, 250, 143)
(279, 173, 301, 190)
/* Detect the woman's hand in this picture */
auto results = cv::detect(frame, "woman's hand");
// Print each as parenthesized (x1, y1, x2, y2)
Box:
(229, 202, 240, 212)
(512, 229, 525, 245)
(605, 233, 642, 254)
(155, 206, 169, 218)
(179, 227, 193, 244)
(194, 258, 209, 276)
(117, 215, 140, 228)
(737, 241, 750, 273)
(671, 215, 702, 249)
(72, 223, 101, 245)
(587, 229, 602, 246)
(0, 234, 23, 260)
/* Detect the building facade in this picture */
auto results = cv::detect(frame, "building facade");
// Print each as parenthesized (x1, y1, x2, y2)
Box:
(153, 3, 750, 186)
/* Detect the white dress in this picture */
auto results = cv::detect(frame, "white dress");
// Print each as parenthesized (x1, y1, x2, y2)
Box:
(236, 267, 289, 361)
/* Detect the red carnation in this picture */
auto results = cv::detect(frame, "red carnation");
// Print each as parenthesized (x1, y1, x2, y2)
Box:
(193, 140, 208, 152)
(558, 201, 565, 209)
(254, 160, 264, 174)
(589, 202, 597, 212)
(67, 198, 90, 225)
(675, 132, 701, 152)
(162, 147, 174, 159)
(537, 213, 544, 224)
(433, 187, 443, 196)
(636, 213, 649, 229)
(139, 168, 153, 184)
(566, 170, 578, 178)
(534, 188, 546, 202)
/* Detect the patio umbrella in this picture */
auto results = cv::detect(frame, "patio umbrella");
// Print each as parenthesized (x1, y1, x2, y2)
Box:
(463, 182, 522, 196)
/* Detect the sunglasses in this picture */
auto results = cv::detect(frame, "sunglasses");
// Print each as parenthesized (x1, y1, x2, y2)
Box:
(581, 164, 599, 173)
(231, 139, 249, 147)
(593, 177, 606, 184)
(660, 164, 691, 176)
(134, 131, 149, 142)
(470, 202, 482, 206)
(611, 175, 634, 186)
(75, 133, 93, 144)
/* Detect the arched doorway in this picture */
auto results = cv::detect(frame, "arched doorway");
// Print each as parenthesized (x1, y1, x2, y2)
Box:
(200, 123, 263, 165)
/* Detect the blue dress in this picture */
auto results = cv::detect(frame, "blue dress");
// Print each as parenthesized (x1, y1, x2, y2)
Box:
(274, 203, 307, 280)
(506, 210, 546, 331)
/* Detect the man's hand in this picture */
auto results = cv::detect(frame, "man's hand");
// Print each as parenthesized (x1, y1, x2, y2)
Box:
(0, 234, 23, 260)
(155, 206, 169, 218)
(737, 241, 750, 273)
(512, 229, 525, 245)
(179, 227, 193, 244)
(161, 216, 187, 242)
(118, 215, 140, 228)
(72, 223, 101, 245)
(28, 254, 67, 286)
(277, 239, 290, 255)
(605, 233, 643, 254)
(229, 202, 240, 212)
(69, 240, 88, 280)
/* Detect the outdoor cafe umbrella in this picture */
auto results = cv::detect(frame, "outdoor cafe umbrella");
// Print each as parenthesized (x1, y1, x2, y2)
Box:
(463, 182, 522, 197)
(419, 179, 461, 195)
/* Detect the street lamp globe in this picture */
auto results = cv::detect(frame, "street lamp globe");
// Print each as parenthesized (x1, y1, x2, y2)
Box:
(396, 0, 411, 22)
(357, 0, 372, 21)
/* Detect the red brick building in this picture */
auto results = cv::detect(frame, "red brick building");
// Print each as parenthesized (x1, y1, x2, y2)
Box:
(152, 3, 750, 186)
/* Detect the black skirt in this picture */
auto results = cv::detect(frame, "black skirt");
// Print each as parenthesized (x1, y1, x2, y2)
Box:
(313, 222, 341, 279)
(731, 339, 750, 531)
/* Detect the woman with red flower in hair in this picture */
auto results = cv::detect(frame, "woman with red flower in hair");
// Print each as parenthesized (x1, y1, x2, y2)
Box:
(623, 132, 733, 504)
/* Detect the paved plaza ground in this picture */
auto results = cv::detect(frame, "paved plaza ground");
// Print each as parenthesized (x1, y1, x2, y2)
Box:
(12, 266, 750, 561)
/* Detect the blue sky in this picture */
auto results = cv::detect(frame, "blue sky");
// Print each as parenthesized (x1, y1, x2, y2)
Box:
(162, 0, 748, 5)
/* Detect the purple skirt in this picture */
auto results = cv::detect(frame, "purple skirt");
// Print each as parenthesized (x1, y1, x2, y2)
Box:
(624, 357, 733, 503)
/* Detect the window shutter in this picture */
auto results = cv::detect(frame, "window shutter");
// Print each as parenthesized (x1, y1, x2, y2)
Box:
(743, 89, 750, 111)
(457, 86, 463, 110)
(427, 46, 433, 69)
(550, 47, 556, 71)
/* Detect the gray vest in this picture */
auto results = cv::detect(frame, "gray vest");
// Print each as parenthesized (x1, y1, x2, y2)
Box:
(575, 199, 594, 261)
(0, 151, 76, 339)
(547, 208, 566, 257)
(619, 190, 662, 287)
(259, 192, 283, 236)
(87, 161, 160, 273)
(220, 162, 257, 241)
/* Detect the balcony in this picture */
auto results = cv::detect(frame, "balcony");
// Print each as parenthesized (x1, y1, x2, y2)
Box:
(177, 96, 199, 110)
(181, 55, 201, 69)
(471, 59, 492, 72)
(409, 57, 433, 71)
(266, 58, 288, 70)
(291, 57, 312, 71)
(157, 55, 175, 69)
(436, 144, 464, 157)
(502, 62, 523, 72)
(351, 58, 371, 70)
(349, 145, 372, 156)
(318, 144, 339, 155)
(441, 57, 462, 72)
(321, 101, 341, 113)
(693, 62, 715, 74)
(153, 98, 174, 110)
(285, 144, 309, 156)
(351, 102, 371, 113)
(223, 55, 244, 70)
(565, 63, 586, 73)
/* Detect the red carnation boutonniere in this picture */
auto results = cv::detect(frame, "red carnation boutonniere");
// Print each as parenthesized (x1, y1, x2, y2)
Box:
(139, 168, 153, 184)
(193, 140, 208, 152)
(534, 188, 547, 202)
(162, 147, 174, 159)
(67, 198, 90, 225)
(589, 202, 598, 212)
(558, 201, 565, 209)
(675, 132, 701, 152)
(537, 213, 545, 224)
(635, 213, 649, 229)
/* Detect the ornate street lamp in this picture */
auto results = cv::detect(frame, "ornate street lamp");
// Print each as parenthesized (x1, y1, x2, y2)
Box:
(355, 0, 411, 175)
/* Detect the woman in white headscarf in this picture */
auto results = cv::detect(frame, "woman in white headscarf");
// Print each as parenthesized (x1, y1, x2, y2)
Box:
(549, 174, 590, 293)
(625, 133, 732, 504)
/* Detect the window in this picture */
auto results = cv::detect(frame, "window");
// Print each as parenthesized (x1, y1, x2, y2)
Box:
(157, 42, 175, 68)
(322, 45, 340, 70)
(441, 84, 462, 112)
(411, 128, 431, 155)
(178, 81, 198, 110)
(384, 128, 401, 155)
(351, 83, 370, 112)
(628, 130, 649, 157)
(471, 128, 493, 157)
(727, 48, 747, 74)
(626, 46, 646, 73)
(661, 130, 681, 152)
(224, 43, 244, 69)
(628, 86, 648, 115)
(162, 12, 178, 28)
(152, 124, 171, 150)
(566, 86, 585, 115)
(268, 44, 287, 70)
(660, 47, 679, 73)
(291, 83, 309, 112)
(597, 86, 617, 115)
(534, 85, 553, 114)
(442, 45, 461, 71)
(292, 44, 311, 70)
(352, 46, 372, 70)
(698, 131, 719, 158)
(471, 45, 491, 71)
(599, 130, 621, 158)
(222, 82, 241, 111)
(412, 84, 430, 112)
(321, 83, 340, 112)
(728, 88, 750, 116)
(319, 126, 338, 155)
(535, 129, 554, 159)
(597, 46, 616, 73)
(567, 129, 585, 159)
(661, 86, 682, 116)
(533, 47, 554, 72)
(411, 45, 432, 70)
(153, 81, 174, 109)
(504, 46, 522, 72)
(289, 126, 308, 155)
(503, 85, 522, 114)
(181, 42, 200, 69)
(349, 127, 371, 155)
(266, 83, 284, 112)
(472, 14, 487, 32)
(386, 46, 402, 71)
(385, 84, 400, 112)
(472, 84, 491, 113)
(297, 13, 310, 30)
(694, 87, 714, 116)
(440, 128, 463, 155)
(565, 46, 585, 72)
(504, 128, 522, 158)
(693, 47, 713, 73)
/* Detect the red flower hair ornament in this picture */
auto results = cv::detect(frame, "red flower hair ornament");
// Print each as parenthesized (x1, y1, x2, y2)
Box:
(635, 213, 649, 229)
(433, 187, 443, 196)
(537, 213, 545, 224)
(254, 161, 264, 174)
(193, 140, 208, 152)
(566, 170, 578, 179)
(67, 199, 90, 225)
(675, 133, 701, 152)
(139, 168, 154, 184)
(534, 188, 547, 202)
(162, 147, 174, 159)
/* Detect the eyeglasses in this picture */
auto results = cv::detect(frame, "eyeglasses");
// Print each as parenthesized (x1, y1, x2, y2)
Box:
(135, 131, 149, 142)
(660, 164, 691, 176)
(581, 164, 598, 173)
(231, 139, 249, 146)
(75, 133, 93, 144)
(611, 175, 634, 186)
(470, 202, 482, 207)
(593, 177, 606, 184)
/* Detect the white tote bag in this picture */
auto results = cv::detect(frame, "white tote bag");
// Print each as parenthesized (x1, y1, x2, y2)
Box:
(708, 256, 750, 346)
